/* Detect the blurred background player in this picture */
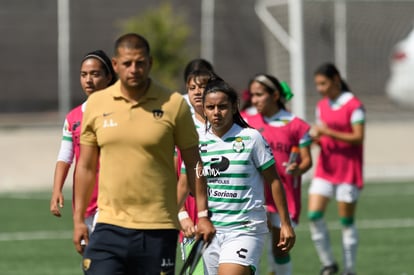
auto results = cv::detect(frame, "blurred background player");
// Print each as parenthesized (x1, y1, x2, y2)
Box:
(177, 59, 215, 275)
(240, 88, 257, 118)
(244, 74, 312, 275)
(308, 63, 365, 275)
(182, 58, 215, 115)
(50, 49, 116, 233)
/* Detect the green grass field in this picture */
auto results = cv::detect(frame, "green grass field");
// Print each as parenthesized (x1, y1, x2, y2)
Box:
(1, 181, 413, 275)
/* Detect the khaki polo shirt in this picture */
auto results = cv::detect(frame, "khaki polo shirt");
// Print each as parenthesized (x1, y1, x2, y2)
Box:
(81, 80, 198, 229)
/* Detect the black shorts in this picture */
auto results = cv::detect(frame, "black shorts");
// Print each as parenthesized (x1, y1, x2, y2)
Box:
(82, 223, 178, 275)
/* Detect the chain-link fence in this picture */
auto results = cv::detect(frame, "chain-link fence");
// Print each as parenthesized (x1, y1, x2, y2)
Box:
(262, 0, 414, 121)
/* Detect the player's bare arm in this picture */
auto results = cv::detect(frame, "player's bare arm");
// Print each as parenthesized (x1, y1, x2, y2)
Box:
(262, 166, 296, 251)
(180, 145, 216, 243)
(50, 162, 71, 217)
(177, 172, 190, 210)
(72, 144, 99, 254)
(311, 122, 364, 144)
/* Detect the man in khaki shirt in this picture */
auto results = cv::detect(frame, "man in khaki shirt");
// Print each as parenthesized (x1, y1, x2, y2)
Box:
(72, 33, 215, 275)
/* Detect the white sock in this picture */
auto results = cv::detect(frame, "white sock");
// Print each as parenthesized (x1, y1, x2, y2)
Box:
(275, 258, 292, 275)
(342, 224, 358, 273)
(310, 218, 336, 266)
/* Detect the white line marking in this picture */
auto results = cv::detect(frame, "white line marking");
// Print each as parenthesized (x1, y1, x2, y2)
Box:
(296, 218, 414, 231)
(0, 192, 72, 200)
(0, 230, 72, 241)
(1, 219, 413, 242)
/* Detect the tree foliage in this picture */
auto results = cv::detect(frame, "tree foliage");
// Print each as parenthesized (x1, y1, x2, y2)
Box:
(119, 2, 193, 89)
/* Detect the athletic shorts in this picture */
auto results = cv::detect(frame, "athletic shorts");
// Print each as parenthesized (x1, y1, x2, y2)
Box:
(202, 231, 266, 275)
(309, 177, 360, 203)
(268, 212, 297, 228)
(82, 223, 178, 275)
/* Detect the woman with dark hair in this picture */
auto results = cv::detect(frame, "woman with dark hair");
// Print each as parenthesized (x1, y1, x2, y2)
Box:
(50, 50, 115, 233)
(183, 58, 214, 83)
(195, 76, 295, 275)
(176, 60, 215, 275)
(244, 73, 312, 275)
(182, 58, 215, 115)
(240, 89, 257, 118)
(308, 63, 365, 275)
(177, 69, 214, 275)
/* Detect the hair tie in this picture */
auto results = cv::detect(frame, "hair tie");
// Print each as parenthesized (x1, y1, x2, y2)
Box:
(254, 75, 277, 91)
(280, 81, 294, 102)
(83, 54, 112, 75)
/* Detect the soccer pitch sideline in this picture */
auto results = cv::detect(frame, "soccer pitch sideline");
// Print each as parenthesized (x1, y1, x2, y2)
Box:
(0, 181, 413, 275)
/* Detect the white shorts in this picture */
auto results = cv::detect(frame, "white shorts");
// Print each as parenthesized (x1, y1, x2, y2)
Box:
(203, 231, 265, 275)
(268, 212, 297, 228)
(309, 177, 360, 203)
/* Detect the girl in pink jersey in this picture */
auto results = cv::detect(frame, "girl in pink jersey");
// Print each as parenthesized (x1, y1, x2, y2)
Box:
(240, 89, 257, 119)
(50, 50, 115, 233)
(244, 74, 312, 275)
(308, 63, 365, 275)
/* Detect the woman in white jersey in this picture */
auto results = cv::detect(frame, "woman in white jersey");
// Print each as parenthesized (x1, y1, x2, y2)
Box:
(308, 63, 365, 275)
(178, 69, 214, 275)
(186, 74, 295, 275)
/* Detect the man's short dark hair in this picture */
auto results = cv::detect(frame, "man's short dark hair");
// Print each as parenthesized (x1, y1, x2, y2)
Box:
(114, 33, 150, 56)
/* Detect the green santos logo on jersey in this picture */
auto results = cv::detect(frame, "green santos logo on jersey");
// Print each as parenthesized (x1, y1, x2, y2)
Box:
(232, 137, 245, 153)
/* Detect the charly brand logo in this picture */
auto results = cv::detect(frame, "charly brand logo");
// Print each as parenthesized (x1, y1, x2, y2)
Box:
(210, 156, 230, 172)
(232, 137, 245, 153)
(199, 143, 207, 153)
(152, 109, 164, 119)
(236, 248, 248, 259)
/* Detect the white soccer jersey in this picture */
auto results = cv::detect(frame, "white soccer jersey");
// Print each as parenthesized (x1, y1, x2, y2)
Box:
(198, 124, 275, 234)
(193, 114, 205, 134)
